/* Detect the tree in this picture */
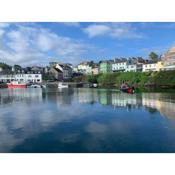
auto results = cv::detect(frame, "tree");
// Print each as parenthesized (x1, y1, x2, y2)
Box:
(0, 62, 11, 70)
(14, 65, 22, 71)
(149, 52, 159, 62)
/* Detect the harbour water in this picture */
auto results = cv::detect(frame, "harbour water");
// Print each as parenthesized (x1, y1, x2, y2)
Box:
(0, 88, 175, 153)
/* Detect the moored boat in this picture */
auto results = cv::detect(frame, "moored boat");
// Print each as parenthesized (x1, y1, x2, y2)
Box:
(58, 82, 68, 88)
(7, 81, 27, 88)
(29, 84, 41, 88)
(120, 83, 135, 94)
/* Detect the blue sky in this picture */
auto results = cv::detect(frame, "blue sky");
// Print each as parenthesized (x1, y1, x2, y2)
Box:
(0, 22, 175, 66)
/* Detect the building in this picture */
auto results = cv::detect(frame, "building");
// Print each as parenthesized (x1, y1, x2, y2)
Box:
(0, 72, 42, 83)
(112, 58, 127, 72)
(55, 63, 73, 79)
(161, 47, 175, 70)
(77, 61, 93, 74)
(125, 64, 137, 72)
(31, 66, 44, 73)
(73, 67, 79, 73)
(91, 63, 99, 75)
(48, 67, 63, 81)
(142, 61, 157, 72)
(99, 60, 112, 73)
(92, 67, 99, 75)
(156, 61, 164, 71)
(47, 63, 73, 81)
(125, 57, 144, 72)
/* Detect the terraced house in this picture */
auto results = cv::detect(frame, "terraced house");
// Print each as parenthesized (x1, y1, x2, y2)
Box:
(99, 60, 113, 73)
(112, 58, 127, 72)
(125, 57, 145, 72)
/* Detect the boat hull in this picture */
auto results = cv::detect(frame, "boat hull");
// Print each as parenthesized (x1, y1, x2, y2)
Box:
(7, 84, 27, 88)
(121, 88, 134, 94)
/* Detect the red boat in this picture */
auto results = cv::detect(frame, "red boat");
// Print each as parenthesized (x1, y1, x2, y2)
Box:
(120, 83, 135, 94)
(7, 81, 27, 88)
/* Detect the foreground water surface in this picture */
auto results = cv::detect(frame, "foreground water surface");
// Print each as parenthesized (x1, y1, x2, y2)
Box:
(0, 88, 175, 153)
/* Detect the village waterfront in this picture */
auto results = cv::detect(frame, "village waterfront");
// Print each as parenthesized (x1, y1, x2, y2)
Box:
(0, 42, 175, 153)
(0, 87, 175, 153)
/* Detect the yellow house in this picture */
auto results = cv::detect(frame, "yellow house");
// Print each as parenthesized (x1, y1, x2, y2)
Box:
(156, 61, 164, 71)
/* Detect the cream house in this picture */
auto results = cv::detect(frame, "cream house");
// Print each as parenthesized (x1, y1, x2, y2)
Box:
(161, 47, 175, 71)
(156, 61, 164, 71)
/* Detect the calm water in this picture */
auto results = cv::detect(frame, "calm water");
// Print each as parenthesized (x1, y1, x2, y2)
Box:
(0, 88, 175, 153)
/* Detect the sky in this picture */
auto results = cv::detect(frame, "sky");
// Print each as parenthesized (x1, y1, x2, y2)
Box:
(0, 22, 175, 66)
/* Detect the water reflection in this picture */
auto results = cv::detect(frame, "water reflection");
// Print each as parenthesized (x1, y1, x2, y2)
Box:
(0, 88, 175, 152)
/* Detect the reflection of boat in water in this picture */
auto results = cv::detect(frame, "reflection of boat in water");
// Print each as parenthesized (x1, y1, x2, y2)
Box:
(58, 82, 68, 88)
(7, 81, 27, 88)
(120, 83, 134, 94)
(28, 84, 46, 88)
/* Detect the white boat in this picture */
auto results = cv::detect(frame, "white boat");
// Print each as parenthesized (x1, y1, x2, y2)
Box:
(29, 84, 41, 88)
(93, 83, 98, 88)
(58, 82, 68, 88)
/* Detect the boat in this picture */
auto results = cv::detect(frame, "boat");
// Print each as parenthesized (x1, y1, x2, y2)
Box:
(29, 84, 41, 88)
(93, 83, 98, 88)
(120, 83, 135, 94)
(41, 85, 46, 88)
(58, 82, 69, 88)
(7, 81, 27, 88)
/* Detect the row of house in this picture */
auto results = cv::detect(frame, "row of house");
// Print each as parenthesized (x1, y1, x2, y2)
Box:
(75, 47, 175, 74)
(1, 46, 175, 82)
(0, 61, 74, 82)
(0, 71, 42, 83)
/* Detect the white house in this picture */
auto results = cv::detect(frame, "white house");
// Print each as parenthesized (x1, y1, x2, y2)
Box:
(125, 64, 137, 72)
(77, 62, 93, 74)
(125, 64, 142, 72)
(112, 59, 127, 72)
(0, 73, 42, 83)
(142, 63, 157, 72)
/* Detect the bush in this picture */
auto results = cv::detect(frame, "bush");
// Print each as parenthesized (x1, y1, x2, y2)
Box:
(72, 70, 175, 88)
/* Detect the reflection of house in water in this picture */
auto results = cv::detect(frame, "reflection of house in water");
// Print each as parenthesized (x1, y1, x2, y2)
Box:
(76, 88, 99, 104)
(0, 89, 42, 105)
(98, 90, 112, 105)
(142, 93, 175, 119)
(76, 89, 175, 119)
(42, 88, 74, 106)
(111, 93, 142, 109)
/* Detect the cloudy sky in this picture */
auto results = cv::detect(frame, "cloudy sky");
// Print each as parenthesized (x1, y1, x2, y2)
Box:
(0, 22, 175, 66)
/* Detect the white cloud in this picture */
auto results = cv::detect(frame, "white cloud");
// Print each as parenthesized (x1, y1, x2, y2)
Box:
(83, 23, 144, 39)
(0, 23, 10, 29)
(0, 23, 10, 37)
(84, 24, 110, 37)
(0, 23, 93, 66)
(0, 29, 4, 36)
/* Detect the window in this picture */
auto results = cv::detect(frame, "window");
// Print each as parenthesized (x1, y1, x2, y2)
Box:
(35, 75, 39, 78)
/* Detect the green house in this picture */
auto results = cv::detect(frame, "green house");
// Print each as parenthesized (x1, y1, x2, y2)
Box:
(99, 61, 112, 73)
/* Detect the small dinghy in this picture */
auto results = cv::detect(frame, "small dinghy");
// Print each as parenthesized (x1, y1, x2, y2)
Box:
(120, 83, 135, 94)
